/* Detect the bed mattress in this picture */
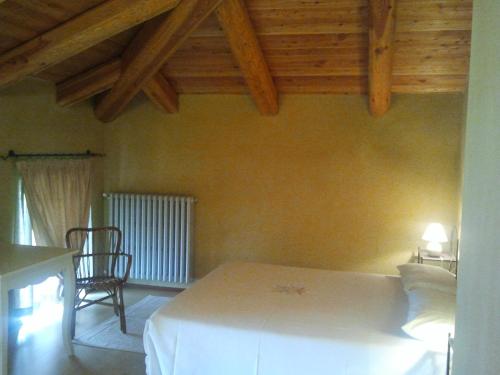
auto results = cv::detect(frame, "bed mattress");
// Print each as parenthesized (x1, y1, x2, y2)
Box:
(144, 262, 445, 375)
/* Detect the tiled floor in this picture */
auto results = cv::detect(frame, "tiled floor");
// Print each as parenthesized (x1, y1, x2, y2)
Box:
(10, 286, 179, 375)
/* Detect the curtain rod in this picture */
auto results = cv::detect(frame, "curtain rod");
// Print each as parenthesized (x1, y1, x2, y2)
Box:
(1, 149, 105, 161)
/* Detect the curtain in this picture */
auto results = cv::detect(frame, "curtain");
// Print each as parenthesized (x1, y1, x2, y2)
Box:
(16, 159, 92, 248)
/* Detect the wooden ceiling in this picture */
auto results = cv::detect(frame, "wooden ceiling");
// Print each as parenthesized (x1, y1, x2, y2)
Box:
(0, 0, 472, 121)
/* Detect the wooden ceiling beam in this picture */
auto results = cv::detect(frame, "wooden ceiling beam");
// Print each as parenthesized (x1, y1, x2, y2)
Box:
(0, 0, 180, 88)
(215, 0, 278, 115)
(57, 59, 178, 114)
(143, 73, 179, 113)
(56, 59, 121, 107)
(368, 0, 397, 117)
(94, 0, 223, 122)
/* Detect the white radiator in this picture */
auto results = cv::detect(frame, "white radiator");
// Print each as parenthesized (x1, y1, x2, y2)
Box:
(104, 193, 195, 287)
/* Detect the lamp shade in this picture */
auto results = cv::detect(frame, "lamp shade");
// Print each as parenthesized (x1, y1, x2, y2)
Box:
(422, 223, 448, 243)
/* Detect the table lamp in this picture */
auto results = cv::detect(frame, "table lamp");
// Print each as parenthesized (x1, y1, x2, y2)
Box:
(422, 222, 448, 254)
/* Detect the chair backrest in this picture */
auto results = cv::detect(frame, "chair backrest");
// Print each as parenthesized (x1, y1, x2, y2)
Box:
(65, 226, 122, 255)
(66, 227, 122, 280)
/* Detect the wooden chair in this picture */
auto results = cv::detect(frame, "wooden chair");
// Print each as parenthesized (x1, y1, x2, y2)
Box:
(65, 226, 132, 338)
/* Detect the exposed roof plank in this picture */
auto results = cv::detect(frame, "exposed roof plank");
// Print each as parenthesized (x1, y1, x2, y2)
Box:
(170, 74, 467, 94)
(0, 0, 180, 87)
(392, 74, 466, 93)
(368, 0, 397, 117)
(169, 76, 248, 94)
(192, 0, 471, 38)
(0, 1, 111, 56)
(246, 0, 366, 10)
(94, 0, 224, 122)
(177, 34, 367, 53)
(214, 0, 277, 115)
(165, 42, 468, 78)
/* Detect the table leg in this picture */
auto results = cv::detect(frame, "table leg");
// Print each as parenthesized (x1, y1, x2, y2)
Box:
(0, 284, 8, 375)
(61, 260, 75, 356)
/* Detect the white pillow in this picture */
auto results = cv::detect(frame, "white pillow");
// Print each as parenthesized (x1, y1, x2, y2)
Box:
(402, 287, 455, 352)
(398, 263, 456, 294)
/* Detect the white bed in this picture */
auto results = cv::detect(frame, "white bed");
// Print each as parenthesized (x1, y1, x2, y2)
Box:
(144, 262, 446, 375)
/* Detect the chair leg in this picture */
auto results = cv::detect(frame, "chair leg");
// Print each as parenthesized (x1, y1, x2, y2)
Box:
(118, 285, 126, 334)
(111, 288, 120, 316)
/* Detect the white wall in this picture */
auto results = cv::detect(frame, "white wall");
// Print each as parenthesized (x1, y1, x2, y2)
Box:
(453, 0, 500, 374)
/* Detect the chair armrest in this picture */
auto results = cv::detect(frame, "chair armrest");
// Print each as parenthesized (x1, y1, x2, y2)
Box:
(114, 252, 132, 282)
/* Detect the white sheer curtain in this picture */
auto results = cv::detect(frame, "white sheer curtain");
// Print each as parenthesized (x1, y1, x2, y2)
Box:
(16, 159, 92, 248)
(12, 159, 92, 343)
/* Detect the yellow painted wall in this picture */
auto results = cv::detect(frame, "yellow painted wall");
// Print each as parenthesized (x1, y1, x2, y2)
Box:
(0, 79, 105, 243)
(1, 81, 463, 276)
(104, 93, 464, 277)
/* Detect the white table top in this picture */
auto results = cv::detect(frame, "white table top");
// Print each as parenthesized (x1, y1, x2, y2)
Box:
(0, 242, 77, 277)
(0, 242, 78, 375)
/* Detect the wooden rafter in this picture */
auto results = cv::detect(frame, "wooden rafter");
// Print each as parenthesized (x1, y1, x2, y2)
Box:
(0, 0, 471, 110)
(368, 0, 397, 117)
(143, 73, 179, 113)
(216, 0, 278, 115)
(215, 0, 278, 115)
(0, 0, 180, 88)
(56, 59, 121, 107)
(56, 59, 178, 114)
(95, 0, 224, 122)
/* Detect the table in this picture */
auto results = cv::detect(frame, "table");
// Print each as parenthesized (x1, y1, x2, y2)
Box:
(417, 247, 457, 273)
(0, 242, 78, 375)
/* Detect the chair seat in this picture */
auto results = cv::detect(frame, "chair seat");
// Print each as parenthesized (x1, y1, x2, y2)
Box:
(76, 277, 125, 291)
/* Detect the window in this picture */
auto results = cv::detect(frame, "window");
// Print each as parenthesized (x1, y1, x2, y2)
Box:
(14, 178, 92, 343)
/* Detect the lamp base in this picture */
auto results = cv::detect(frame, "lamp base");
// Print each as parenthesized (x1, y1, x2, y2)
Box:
(426, 241, 443, 253)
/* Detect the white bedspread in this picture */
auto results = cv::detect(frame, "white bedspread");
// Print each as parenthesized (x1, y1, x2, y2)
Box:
(144, 262, 445, 375)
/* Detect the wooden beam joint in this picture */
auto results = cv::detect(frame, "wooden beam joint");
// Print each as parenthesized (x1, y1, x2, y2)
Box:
(56, 59, 178, 114)
(143, 73, 179, 113)
(94, 0, 223, 122)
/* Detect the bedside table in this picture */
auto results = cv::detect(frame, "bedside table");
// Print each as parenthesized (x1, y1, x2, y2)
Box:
(417, 247, 457, 273)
